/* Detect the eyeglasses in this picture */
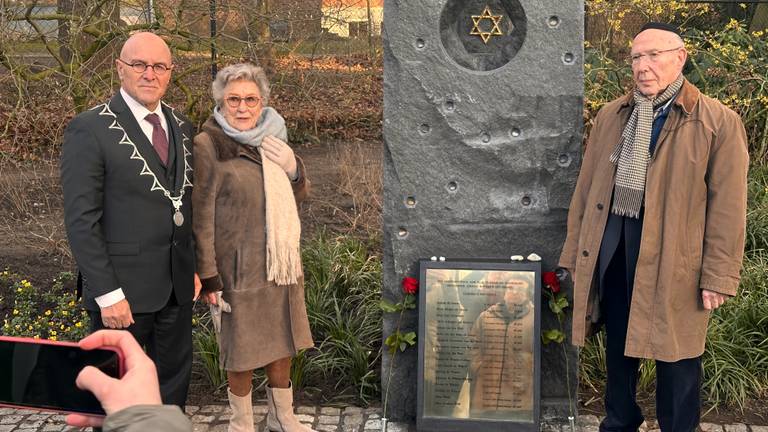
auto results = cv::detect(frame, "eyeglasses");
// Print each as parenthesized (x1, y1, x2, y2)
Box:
(628, 46, 683, 65)
(224, 95, 262, 108)
(118, 58, 173, 75)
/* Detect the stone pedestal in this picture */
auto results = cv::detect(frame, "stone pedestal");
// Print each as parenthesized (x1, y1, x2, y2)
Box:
(382, 0, 584, 422)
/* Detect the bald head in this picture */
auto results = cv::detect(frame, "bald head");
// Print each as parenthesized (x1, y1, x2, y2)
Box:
(120, 32, 171, 61)
(116, 32, 174, 110)
(630, 29, 687, 98)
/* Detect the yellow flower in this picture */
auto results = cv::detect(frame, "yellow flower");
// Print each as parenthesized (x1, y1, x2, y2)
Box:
(62, 311, 69, 316)
(75, 322, 83, 328)
(50, 330, 57, 336)
(44, 310, 51, 316)
(12, 309, 18, 315)
(60, 324, 65, 330)
(49, 336, 57, 341)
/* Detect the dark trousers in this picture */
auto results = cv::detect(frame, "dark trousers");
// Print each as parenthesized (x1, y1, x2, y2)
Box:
(89, 293, 192, 408)
(600, 236, 701, 432)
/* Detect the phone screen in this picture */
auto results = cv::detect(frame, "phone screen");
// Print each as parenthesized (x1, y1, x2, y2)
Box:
(0, 339, 120, 415)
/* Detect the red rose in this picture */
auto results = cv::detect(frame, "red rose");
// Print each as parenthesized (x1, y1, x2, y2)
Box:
(543, 271, 560, 293)
(402, 277, 419, 295)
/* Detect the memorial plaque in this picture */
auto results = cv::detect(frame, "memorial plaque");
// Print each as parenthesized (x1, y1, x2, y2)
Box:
(417, 260, 541, 432)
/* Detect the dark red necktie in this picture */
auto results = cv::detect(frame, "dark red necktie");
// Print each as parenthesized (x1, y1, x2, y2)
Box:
(145, 113, 169, 165)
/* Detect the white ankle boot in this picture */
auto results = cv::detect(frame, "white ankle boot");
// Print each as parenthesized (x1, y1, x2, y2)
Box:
(227, 387, 255, 432)
(266, 381, 316, 432)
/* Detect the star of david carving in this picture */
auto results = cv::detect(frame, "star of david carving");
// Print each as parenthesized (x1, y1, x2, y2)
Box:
(470, 6, 504, 44)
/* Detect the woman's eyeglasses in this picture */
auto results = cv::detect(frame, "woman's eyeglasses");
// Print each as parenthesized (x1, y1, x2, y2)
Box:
(225, 95, 262, 108)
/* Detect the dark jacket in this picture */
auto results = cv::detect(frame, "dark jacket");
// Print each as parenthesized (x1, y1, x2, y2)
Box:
(61, 93, 196, 312)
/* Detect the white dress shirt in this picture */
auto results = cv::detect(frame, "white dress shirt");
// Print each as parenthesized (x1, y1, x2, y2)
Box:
(95, 89, 170, 308)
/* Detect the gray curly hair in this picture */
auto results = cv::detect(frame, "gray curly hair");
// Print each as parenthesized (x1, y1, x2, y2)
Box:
(211, 63, 271, 107)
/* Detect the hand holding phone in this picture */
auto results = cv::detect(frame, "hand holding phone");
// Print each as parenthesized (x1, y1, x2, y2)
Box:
(66, 330, 163, 428)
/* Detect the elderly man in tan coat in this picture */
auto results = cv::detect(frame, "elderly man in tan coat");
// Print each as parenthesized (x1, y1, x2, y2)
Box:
(559, 22, 748, 432)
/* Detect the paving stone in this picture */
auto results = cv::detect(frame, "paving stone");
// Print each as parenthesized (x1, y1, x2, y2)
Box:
(18, 421, 44, 429)
(185, 405, 200, 415)
(0, 409, 16, 415)
(344, 407, 364, 415)
(296, 414, 315, 424)
(319, 415, 340, 425)
(386, 422, 410, 432)
(253, 405, 268, 415)
(208, 424, 229, 432)
(344, 414, 364, 426)
(48, 416, 66, 424)
(540, 421, 562, 432)
(363, 408, 380, 415)
(199, 405, 226, 414)
(726, 425, 749, 432)
(191, 414, 216, 424)
(317, 425, 339, 432)
(368, 413, 380, 420)
(192, 423, 210, 432)
(0, 415, 23, 424)
(321, 407, 342, 416)
(751, 427, 768, 432)
(648, 429, 661, 432)
(702, 424, 724, 432)
(253, 414, 265, 424)
(342, 425, 361, 432)
(14, 410, 38, 416)
(41, 425, 68, 431)
(364, 419, 381, 430)
(0, 426, 16, 432)
(579, 415, 600, 428)
(297, 406, 316, 415)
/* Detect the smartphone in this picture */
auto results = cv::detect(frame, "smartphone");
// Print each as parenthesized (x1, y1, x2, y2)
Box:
(0, 336, 125, 415)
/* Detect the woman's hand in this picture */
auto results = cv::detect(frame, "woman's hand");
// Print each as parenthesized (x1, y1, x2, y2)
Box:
(262, 136, 298, 180)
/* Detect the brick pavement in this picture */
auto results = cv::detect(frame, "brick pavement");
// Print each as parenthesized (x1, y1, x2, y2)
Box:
(0, 406, 766, 431)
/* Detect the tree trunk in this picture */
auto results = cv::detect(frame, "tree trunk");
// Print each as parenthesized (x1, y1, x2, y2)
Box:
(750, 4, 768, 33)
(57, 0, 73, 62)
(252, 0, 273, 70)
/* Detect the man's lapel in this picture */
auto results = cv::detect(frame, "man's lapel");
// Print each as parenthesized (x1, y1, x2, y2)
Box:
(108, 93, 170, 187)
(162, 103, 187, 193)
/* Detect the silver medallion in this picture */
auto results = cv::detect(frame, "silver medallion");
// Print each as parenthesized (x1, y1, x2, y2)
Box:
(173, 210, 184, 227)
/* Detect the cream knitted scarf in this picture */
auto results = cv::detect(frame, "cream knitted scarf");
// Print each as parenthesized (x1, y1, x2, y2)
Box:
(214, 107, 303, 285)
(609, 74, 684, 218)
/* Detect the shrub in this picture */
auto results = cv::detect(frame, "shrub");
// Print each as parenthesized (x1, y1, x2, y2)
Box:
(0, 270, 90, 341)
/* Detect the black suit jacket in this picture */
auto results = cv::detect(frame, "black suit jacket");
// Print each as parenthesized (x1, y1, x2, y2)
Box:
(61, 93, 195, 313)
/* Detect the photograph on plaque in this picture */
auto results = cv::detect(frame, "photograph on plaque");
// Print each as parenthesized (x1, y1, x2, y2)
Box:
(418, 260, 541, 429)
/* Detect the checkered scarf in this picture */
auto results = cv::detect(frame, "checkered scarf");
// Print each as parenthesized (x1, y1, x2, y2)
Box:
(609, 75, 684, 218)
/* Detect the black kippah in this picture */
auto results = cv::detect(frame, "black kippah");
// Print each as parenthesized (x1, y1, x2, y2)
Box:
(637, 22, 681, 37)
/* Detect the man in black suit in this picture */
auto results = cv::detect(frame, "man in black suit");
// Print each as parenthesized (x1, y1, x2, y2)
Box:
(61, 32, 198, 407)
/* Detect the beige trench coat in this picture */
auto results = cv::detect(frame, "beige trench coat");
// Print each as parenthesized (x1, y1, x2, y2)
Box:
(559, 80, 749, 361)
(192, 117, 313, 371)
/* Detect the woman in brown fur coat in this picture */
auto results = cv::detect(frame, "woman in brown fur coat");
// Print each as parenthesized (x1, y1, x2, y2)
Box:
(192, 63, 315, 432)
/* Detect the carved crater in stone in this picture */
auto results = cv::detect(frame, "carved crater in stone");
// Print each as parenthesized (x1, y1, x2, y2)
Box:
(439, 0, 527, 71)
